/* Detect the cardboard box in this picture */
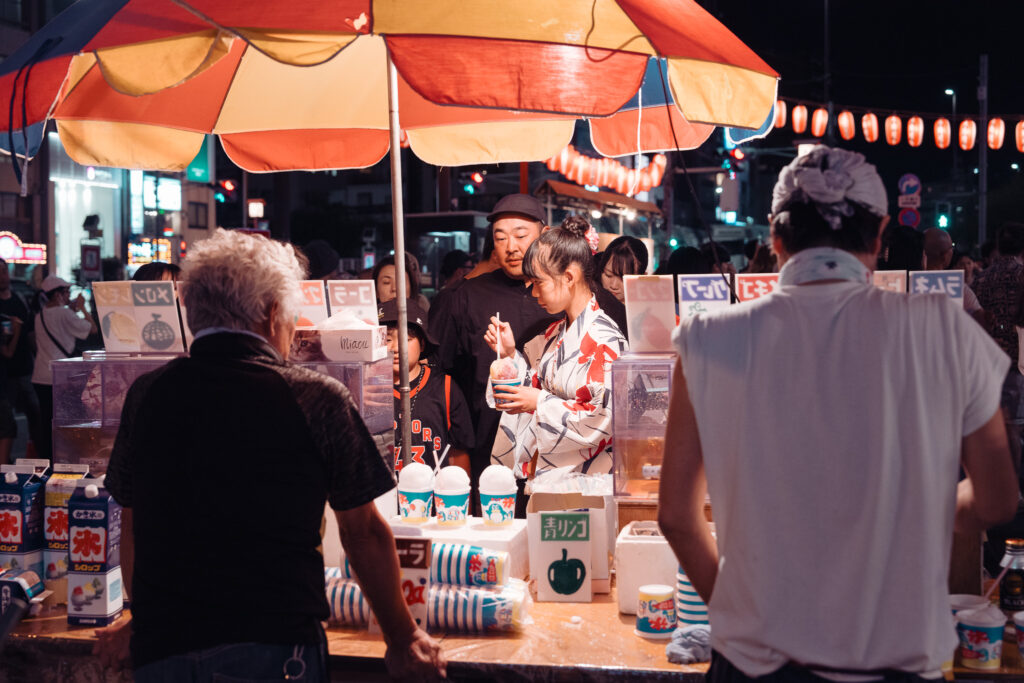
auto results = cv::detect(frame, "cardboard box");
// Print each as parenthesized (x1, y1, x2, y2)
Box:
(67, 481, 123, 626)
(527, 492, 612, 600)
(43, 464, 90, 596)
(369, 536, 431, 634)
(0, 466, 45, 577)
(614, 521, 678, 615)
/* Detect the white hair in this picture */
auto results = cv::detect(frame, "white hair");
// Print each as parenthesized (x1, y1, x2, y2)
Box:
(180, 229, 306, 335)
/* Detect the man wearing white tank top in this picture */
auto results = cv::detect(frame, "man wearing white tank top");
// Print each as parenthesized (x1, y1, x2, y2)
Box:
(659, 146, 1018, 682)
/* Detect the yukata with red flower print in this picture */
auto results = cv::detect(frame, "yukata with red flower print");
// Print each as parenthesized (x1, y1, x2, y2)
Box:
(490, 296, 626, 476)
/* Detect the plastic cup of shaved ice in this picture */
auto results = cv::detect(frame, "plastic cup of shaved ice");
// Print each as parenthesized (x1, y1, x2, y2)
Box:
(397, 463, 434, 523)
(957, 606, 1005, 670)
(479, 465, 517, 526)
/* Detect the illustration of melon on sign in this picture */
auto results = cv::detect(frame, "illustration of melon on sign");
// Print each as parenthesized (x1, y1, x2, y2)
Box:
(141, 314, 175, 350)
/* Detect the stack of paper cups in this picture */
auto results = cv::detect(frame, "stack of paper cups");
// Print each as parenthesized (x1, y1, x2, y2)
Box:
(430, 543, 509, 587)
(429, 581, 529, 633)
(676, 567, 709, 625)
(326, 577, 369, 626)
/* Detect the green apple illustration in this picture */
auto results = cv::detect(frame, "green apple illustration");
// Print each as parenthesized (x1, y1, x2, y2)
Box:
(548, 548, 586, 595)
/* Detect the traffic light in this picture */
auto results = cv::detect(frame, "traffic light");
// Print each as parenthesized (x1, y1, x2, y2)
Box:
(459, 170, 486, 194)
(935, 201, 951, 229)
(215, 178, 238, 203)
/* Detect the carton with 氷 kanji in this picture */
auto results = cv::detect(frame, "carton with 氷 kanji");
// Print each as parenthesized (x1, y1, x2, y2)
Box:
(0, 465, 45, 577)
(67, 479, 123, 626)
(43, 464, 90, 597)
(367, 536, 431, 634)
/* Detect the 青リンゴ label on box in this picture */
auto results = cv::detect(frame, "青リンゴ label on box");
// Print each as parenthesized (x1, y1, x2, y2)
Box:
(536, 511, 591, 602)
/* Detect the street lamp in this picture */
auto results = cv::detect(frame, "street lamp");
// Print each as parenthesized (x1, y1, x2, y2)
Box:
(945, 89, 958, 184)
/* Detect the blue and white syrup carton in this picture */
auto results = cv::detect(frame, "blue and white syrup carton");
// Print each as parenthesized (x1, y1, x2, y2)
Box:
(67, 478, 123, 626)
(0, 465, 45, 577)
(43, 464, 90, 597)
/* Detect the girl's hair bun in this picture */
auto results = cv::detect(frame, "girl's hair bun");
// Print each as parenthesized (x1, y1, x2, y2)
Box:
(560, 214, 590, 239)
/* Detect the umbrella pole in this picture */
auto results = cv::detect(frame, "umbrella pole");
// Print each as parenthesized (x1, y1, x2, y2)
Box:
(386, 53, 414, 470)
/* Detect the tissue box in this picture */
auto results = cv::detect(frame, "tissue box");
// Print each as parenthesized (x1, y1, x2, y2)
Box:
(292, 327, 387, 363)
(614, 521, 679, 615)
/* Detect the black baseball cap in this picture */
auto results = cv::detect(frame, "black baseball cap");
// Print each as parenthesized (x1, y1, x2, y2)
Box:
(487, 193, 546, 224)
(377, 298, 437, 353)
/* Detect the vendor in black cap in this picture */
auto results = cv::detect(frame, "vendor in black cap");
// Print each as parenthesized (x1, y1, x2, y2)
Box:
(380, 298, 474, 474)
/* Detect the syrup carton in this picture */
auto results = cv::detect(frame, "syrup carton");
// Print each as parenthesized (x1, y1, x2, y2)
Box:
(368, 537, 431, 634)
(15, 458, 52, 483)
(0, 466, 44, 577)
(43, 464, 90, 596)
(67, 479, 123, 626)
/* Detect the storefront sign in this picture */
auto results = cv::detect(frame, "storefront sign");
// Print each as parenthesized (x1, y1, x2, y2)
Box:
(297, 281, 330, 326)
(81, 244, 101, 280)
(93, 281, 186, 353)
(0, 232, 46, 265)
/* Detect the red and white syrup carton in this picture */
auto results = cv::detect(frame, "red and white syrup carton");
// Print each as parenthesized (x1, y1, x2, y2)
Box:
(0, 465, 45, 578)
(368, 537, 431, 634)
(67, 479, 123, 626)
(43, 464, 89, 597)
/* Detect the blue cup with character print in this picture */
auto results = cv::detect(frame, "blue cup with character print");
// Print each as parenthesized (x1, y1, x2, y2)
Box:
(479, 491, 516, 526)
(434, 489, 470, 527)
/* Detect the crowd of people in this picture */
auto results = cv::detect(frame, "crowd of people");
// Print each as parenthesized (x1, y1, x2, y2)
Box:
(0, 145, 1014, 681)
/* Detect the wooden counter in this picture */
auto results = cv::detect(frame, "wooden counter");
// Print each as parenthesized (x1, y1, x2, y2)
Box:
(7, 588, 706, 682)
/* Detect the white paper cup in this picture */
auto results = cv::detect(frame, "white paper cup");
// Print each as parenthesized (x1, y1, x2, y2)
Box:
(957, 608, 1006, 670)
(434, 487, 471, 526)
(397, 487, 433, 523)
(950, 594, 990, 615)
(479, 489, 517, 526)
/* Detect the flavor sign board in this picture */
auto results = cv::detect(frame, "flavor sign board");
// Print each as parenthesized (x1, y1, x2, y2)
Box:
(530, 511, 592, 602)
(908, 270, 964, 303)
(297, 281, 330, 327)
(734, 273, 779, 302)
(326, 280, 377, 324)
(873, 270, 907, 293)
(623, 275, 676, 352)
(94, 282, 185, 353)
(677, 274, 733, 319)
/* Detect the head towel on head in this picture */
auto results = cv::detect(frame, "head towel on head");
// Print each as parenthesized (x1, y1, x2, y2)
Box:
(772, 146, 888, 230)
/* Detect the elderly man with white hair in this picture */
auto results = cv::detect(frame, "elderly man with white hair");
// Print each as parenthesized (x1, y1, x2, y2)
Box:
(97, 230, 445, 681)
(659, 146, 1017, 681)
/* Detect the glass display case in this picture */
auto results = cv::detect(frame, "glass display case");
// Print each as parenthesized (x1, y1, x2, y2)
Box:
(610, 352, 674, 498)
(52, 352, 392, 474)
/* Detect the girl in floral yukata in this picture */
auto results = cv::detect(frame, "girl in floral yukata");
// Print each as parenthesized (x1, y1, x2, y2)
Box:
(484, 216, 627, 477)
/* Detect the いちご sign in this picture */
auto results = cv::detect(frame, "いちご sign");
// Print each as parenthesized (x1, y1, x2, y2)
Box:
(872, 270, 907, 293)
(735, 273, 779, 302)
(0, 231, 46, 265)
(908, 270, 964, 303)
(623, 275, 675, 352)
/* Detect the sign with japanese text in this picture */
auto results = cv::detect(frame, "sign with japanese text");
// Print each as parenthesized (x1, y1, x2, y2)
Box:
(326, 280, 377, 324)
(623, 275, 676, 352)
(297, 281, 330, 327)
(735, 273, 780, 302)
(93, 282, 186, 353)
(535, 511, 591, 602)
(872, 270, 907, 293)
(908, 270, 964, 303)
(677, 274, 733, 318)
(369, 536, 431, 634)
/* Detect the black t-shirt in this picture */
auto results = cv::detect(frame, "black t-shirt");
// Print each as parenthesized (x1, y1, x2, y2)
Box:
(0, 292, 34, 377)
(428, 270, 559, 479)
(392, 363, 474, 470)
(106, 333, 395, 668)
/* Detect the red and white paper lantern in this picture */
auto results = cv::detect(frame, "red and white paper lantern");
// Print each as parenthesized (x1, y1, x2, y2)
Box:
(885, 115, 902, 146)
(907, 116, 924, 147)
(792, 105, 808, 134)
(988, 118, 1006, 150)
(811, 108, 828, 137)
(837, 111, 855, 141)
(959, 119, 977, 151)
(861, 113, 879, 143)
(934, 118, 951, 149)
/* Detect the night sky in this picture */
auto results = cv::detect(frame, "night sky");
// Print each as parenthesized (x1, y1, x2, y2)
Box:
(708, 0, 1022, 246)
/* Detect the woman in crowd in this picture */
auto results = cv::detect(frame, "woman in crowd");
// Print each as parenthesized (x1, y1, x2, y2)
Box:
(372, 253, 429, 312)
(598, 235, 648, 303)
(484, 215, 627, 476)
(132, 261, 181, 282)
(31, 275, 96, 459)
